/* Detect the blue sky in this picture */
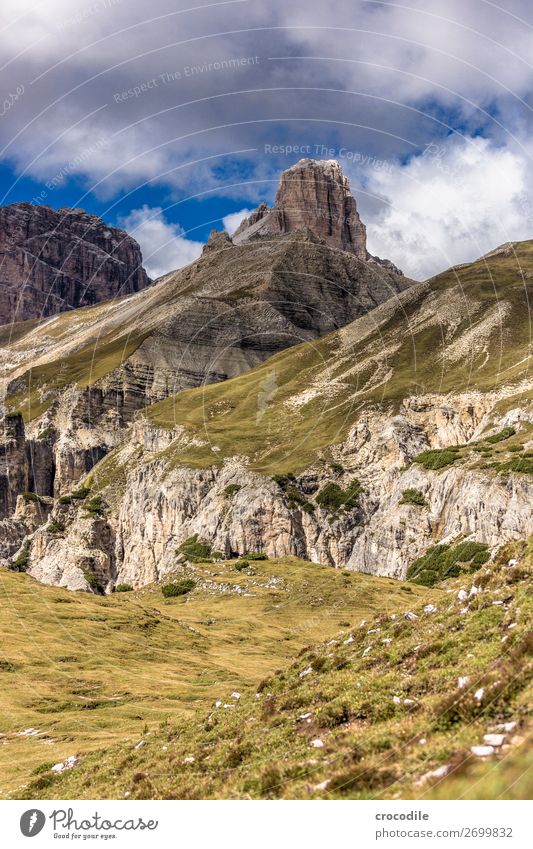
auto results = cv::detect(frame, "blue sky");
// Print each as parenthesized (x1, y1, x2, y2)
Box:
(1, 0, 533, 278)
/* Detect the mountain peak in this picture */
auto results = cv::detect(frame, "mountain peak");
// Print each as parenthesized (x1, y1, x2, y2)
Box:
(233, 158, 367, 258)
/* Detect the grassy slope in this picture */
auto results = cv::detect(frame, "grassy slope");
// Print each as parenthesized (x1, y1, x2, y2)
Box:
(120, 240, 533, 477)
(31, 540, 532, 801)
(0, 557, 428, 797)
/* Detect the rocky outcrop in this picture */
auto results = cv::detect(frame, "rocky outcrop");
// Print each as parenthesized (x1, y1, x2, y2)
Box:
(20, 392, 533, 591)
(234, 159, 368, 258)
(0, 202, 151, 324)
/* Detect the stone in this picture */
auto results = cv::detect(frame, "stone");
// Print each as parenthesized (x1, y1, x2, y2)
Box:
(470, 745, 494, 757)
(483, 733, 505, 747)
(0, 202, 150, 324)
(234, 159, 368, 259)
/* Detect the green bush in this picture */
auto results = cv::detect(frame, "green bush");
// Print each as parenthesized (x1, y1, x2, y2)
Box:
(246, 552, 268, 561)
(407, 540, 490, 586)
(414, 446, 462, 470)
(45, 520, 64, 534)
(399, 488, 427, 507)
(58, 495, 72, 505)
(177, 534, 214, 562)
(162, 579, 196, 598)
(71, 485, 91, 500)
(37, 426, 56, 440)
(496, 456, 533, 474)
(235, 560, 250, 572)
(82, 569, 99, 590)
(22, 491, 40, 503)
(114, 583, 133, 593)
(83, 495, 103, 516)
(484, 427, 516, 444)
(330, 463, 344, 474)
(316, 478, 363, 514)
(10, 541, 30, 572)
(223, 484, 242, 497)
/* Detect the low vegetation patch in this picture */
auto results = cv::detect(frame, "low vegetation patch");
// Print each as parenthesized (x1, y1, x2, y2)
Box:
(177, 534, 223, 562)
(484, 427, 516, 444)
(399, 488, 427, 507)
(114, 584, 133, 593)
(407, 540, 490, 586)
(223, 484, 242, 497)
(162, 579, 196, 598)
(9, 540, 30, 572)
(414, 445, 463, 470)
(315, 478, 363, 514)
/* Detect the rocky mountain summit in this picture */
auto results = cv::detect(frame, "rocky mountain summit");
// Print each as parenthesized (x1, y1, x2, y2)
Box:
(0, 161, 409, 514)
(234, 158, 368, 257)
(0, 161, 531, 596)
(0, 202, 151, 325)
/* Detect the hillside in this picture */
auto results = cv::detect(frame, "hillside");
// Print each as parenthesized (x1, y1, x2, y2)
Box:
(20, 538, 532, 800)
(0, 555, 428, 797)
(2, 236, 531, 591)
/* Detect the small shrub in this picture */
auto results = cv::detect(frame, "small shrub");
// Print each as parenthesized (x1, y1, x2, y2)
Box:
(37, 426, 56, 440)
(399, 488, 427, 507)
(71, 485, 91, 500)
(414, 446, 462, 470)
(235, 560, 250, 572)
(83, 495, 103, 516)
(45, 520, 64, 534)
(177, 534, 213, 562)
(82, 569, 99, 590)
(115, 583, 133, 593)
(22, 491, 40, 503)
(496, 456, 533, 474)
(162, 579, 196, 598)
(58, 495, 72, 505)
(407, 540, 490, 586)
(223, 484, 242, 497)
(10, 541, 30, 572)
(484, 427, 516, 444)
(245, 552, 268, 561)
(331, 463, 344, 474)
(316, 478, 363, 514)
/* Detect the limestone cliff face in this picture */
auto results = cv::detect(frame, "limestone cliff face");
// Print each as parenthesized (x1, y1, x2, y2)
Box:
(20, 390, 532, 591)
(0, 202, 150, 324)
(234, 159, 368, 258)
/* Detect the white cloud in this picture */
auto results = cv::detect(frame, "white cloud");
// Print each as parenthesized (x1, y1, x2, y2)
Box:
(119, 205, 203, 279)
(364, 136, 533, 279)
(222, 207, 253, 235)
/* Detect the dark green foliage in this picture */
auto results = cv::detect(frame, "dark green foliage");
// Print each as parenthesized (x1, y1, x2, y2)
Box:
(162, 579, 196, 598)
(83, 495, 104, 516)
(235, 560, 250, 572)
(37, 426, 56, 440)
(484, 427, 516, 444)
(272, 473, 296, 488)
(223, 484, 242, 497)
(245, 552, 268, 561)
(178, 534, 213, 562)
(71, 485, 91, 499)
(315, 478, 363, 514)
(82, 570, 99, 590)
(10, 541, 30, 572)
(330, 463, 344, 474)
(22, 491, 40, 503)
(46, 520, 64, 534)
(32, 761, 54, 775)
(58, 495, 72, 505)
(414, 446, 462, 470)
(399, 488, 427, 507)
(407, 541, 490, 586)
(114, 583, 133, 593)
(496, 456, 533, 474)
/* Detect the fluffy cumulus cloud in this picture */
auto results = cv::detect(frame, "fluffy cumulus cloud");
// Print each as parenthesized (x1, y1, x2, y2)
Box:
(364, 136, 533, 279)
(119, 206, 203, 278)
(222, 207, 253, 234)
(1, 0, 533, 275)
